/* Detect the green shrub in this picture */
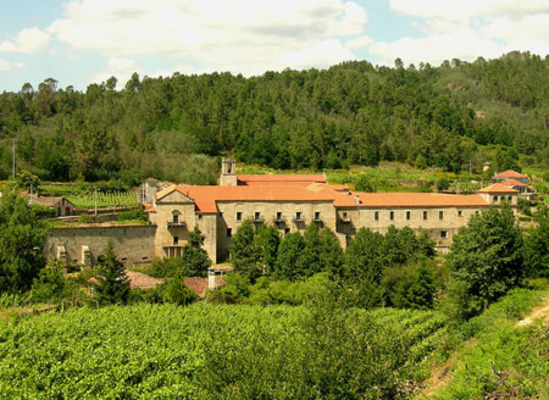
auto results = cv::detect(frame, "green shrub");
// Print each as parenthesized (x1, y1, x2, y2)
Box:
(117, 208, 148, 223)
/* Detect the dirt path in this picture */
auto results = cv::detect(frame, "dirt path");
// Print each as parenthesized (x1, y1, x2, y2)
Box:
(416, 292, 549, 399)
(515, 293, 549, 327)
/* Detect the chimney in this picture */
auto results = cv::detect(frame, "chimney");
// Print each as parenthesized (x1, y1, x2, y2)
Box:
(354, 195, 360, 205)
(208, 267, 216, 290)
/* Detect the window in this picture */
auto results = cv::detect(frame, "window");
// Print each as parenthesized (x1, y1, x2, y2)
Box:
(423, 211, 428, 220)
(236, 212, 242, 221)
(173, 236, 179, 246)
(493, 195, 498, 202)
(508, 196, 512, 201)
(475, 211, 479, 215)
(314, 211, 320, 220)
(374, 211, 379, 221)
(295, 212, 301, 221)
(439, 211, 444, 220)
(173, 214, 179, 224)
(219, 212, 223, 218)
(440, 231, 447, 239)
(284, 228, 290, 234)
(406, 211, 411, 220)
(227, 228, 232, 237)
(342, 212, 348, 220)
(276, 212, 282, 221)
(458, 210, 463, 217)
(198, 214, 203, 220)
(390, 211, 394, 220)
(255, 212, 260, 220)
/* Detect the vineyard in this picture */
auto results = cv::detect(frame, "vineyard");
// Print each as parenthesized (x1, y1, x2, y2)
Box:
(0, 304, 449, 399)
(65, 191, 140, 209)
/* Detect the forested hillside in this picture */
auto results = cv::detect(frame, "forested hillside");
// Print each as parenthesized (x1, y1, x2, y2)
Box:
(0, 51, 548, 185)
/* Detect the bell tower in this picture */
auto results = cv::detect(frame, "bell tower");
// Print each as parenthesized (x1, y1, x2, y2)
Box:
(220, 158, 237, 186)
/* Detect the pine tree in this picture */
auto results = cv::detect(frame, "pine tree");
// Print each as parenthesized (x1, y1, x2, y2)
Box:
(230, 220, 262, 281)
(318, 227, 344, 276)
(253, 224, 280, 276)
(344, 228, 384, 283)
(274, 232, 305, 281)
(300, 223, 323, 277)
(181, 226, 212, 277)
(93, 241, 130, 305)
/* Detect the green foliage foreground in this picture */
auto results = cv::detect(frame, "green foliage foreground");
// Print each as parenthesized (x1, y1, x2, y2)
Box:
(0, 304, 447, 399)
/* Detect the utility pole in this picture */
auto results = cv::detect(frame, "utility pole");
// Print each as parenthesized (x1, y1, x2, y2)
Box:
(94, 187, 98, 217)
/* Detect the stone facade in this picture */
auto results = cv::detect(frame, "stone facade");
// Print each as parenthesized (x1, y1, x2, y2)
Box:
(45, 224, 156, 266)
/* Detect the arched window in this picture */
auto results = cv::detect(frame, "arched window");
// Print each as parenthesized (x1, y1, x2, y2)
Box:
(172, 210, 181, 224)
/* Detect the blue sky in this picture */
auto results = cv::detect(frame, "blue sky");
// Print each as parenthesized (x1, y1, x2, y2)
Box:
(1, 0, 548, 92)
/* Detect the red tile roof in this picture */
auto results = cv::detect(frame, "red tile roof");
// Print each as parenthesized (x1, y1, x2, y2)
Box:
(478, 183, 519, 194)
(157, 182, 493, 212)
(125, 271, 164, 290)
(184, 277, 225, 298)
(174, 185, 337, 213)
(237, 174, 326, 185)
(493, 170, 527, 179)
(502, 179, 528, 187)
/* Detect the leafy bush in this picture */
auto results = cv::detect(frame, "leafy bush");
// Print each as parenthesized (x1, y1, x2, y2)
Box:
(117, 208, 148, 223)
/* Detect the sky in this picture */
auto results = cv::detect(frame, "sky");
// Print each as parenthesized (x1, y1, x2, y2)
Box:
(0, 0, 548, 92)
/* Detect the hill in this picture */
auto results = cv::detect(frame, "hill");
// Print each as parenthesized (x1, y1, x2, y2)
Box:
(0, 51, 548, 184)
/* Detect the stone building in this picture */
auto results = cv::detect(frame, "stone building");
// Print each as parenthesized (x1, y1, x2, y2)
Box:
(149, 160, 518, 262)
(30, 196, 76, 216)
(45, 161, 521, 267)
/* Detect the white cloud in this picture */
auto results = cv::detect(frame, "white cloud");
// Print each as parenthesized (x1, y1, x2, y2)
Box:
(48, 0, 368, 77)
(370, 28, 505, 66)
(0, 59, 25, 72)
(367, 0, 549, 67)
(0, 27, 50, 53)
(282, 39, 356, 70)
(390, 0, 549, 22)
(346, 35, 374, 49)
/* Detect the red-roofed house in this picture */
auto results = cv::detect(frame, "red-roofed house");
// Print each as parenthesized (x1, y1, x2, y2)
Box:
(492, 170, 528, 184)
(491, 169, 535, 199)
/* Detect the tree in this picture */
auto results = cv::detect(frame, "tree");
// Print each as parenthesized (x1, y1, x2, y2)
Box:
(230, 220, 262, 281)
(92, 241, 130, 305)
(274, 232, 305, 281)
(318, 227, 344, 276)
(382, 261, 435, 310)
(523, 214, 549, 277)
(0, 191, 49, 293)
(446, 206, 524, 319)
(299, 223, 323, 277)
(253, 224, 280, 276)
(344, 228, 384, 283)
(162, 278, 197, 305)
(354, 175, 376, 192)
(180, 226, 212, 277)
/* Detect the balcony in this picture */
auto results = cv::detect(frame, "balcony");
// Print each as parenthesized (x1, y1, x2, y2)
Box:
(167, 221, 187, 228)
(163, 245, 184, 258)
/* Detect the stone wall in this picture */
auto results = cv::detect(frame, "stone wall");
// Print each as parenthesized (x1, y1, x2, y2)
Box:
(45, 224, 157, 266)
